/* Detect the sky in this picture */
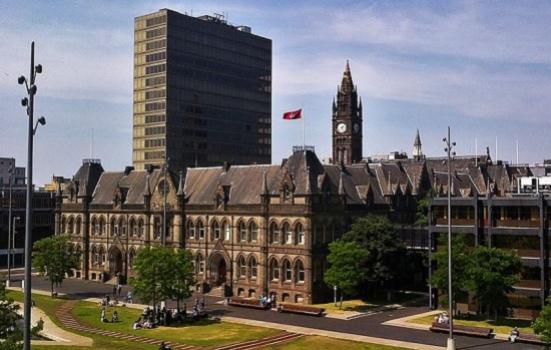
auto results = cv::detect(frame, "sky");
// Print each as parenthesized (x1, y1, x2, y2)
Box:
(2, 0, 551, 185)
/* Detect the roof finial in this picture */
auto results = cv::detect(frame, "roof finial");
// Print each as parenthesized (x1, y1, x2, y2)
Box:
(177, 170, 185, 196)
(144, 173, 151, 196)
(338, 170, 345, 196)
(261, 169, 269, 195)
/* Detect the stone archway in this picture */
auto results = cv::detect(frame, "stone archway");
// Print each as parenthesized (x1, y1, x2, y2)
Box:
(209, 253, 228, 286)
(108, 246, 123, 276)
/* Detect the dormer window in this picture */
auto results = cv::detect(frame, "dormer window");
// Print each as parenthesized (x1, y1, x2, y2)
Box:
(283, 185, 291, 202)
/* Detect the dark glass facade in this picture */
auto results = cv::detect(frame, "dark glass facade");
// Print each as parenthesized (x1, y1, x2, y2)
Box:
(133, 9, 272, 171)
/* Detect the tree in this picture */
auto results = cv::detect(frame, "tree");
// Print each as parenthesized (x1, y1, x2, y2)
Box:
(532, 296, 551, 345)
(33, 235, 80, 297)
(324, 240, 369, 308)
(130, 247, 174, 312)
(167, 249, 195, 311)
(430, 235, 471, 313)
(342, 215, 406, 291)
(414, 197, 430, 227)
(467, 246, 521, 320)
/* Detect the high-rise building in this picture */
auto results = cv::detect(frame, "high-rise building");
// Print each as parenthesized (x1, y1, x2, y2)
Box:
(0, 157, 25, 188)
(332, 61, 362, 165)
(133, 9, 272, 172)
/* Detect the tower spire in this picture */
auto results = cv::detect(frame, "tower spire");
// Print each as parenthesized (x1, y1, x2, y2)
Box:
(413, 129, 423, 160)
(341, 60, 354, 91)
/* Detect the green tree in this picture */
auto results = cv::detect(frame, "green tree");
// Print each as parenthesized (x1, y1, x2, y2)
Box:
(414, 197, 430, 227)
(130, 247, 174, 312)
(0, 280, 22, 349)
(467, 246, 521, 320)
(342, 215, 406, 291)
(167, 249, 195, 311)
(430, 235, 471, 313)
(33, 235, 80, 297)
(324, 240, 369, 308)
(533, 296, 551, 345)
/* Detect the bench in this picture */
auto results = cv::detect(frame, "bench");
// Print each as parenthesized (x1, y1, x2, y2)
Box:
(228, 297, 270, 310)
(277, 304, 325, 316)
(515, 333, 546, 346)
(429, 322, 493, 338)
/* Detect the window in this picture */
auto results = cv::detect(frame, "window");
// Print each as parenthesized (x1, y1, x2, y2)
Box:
(212, 221, 220, 240)
(129, 249, 136, 268)
(67, 217, 74, 234)
(145, 102, 165, 112)
(154, 217, 161, 239)
(296, 260, 305, 283)
(249, 222, 258, 242)
(145, 114, 165, 123)
(98, 246, 106, 266)
(91, 246, 98, 265)
(75, 217, 81, 235)
(238, 256, 246, 277)
(146, 15, 166, 27)
(188, 221, 195, 239)
(61, 217, 66, 233)
(92, 217, 99, 235)
(296, 223, 304, 245)
(145, 27, 166, 39)
(198, 221, 205, 239)
(111, 218, 117, 236)
(239, 221, 247, 242)
(269, 259, 279, 281)
(249, 256, 257, 279)
(196, 254, 204, 274)
(145, 64, 166, 75)
(138, 218, 144, 237)
(283, 223, 292, 244)
(270, 222, 279, 243)
(223, 221, 231, 241)
(129, 218, 136, 236)
(145, 76, 165, 86)
(283, 260, 292, 282)
(100, 217, 106, 235)
(145, 52, 166, 63)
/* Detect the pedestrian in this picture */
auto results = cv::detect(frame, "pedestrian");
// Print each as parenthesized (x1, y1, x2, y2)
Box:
(100, 308, 107, 323)
(112, 285, 117, 297)
(127, 290, 133, 304)
(200, 297, 205, 310)
(117, 283, 122, 298)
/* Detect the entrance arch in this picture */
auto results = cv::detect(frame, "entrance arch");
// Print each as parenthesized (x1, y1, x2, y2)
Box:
(209, 253, 228, 286)
(108, 246, 123, 276)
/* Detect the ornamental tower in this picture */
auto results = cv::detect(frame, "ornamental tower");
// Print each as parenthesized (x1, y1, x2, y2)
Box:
(332, 61, 363, 165)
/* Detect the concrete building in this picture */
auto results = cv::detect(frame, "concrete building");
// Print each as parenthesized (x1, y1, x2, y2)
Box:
(0, 157, 25, 188)
(133, 9, 272, 172)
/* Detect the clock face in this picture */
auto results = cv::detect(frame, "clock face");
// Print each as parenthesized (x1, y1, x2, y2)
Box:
(353, 123, 360, 134)
(337, 122, 347, 134)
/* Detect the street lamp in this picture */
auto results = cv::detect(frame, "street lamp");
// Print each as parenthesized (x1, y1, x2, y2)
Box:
(18, 41, 44, 350)
(442, 126, 456, 350)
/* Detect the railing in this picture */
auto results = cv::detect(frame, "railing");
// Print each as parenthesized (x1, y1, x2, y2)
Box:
(494, 219, 540, 228)
(435, 218, 475, 226)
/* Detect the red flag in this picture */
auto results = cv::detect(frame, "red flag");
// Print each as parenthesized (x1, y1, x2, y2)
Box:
(283, 109, 302, 120)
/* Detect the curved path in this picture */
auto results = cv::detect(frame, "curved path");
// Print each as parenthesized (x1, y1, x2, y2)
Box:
(55, 300, 301, 350)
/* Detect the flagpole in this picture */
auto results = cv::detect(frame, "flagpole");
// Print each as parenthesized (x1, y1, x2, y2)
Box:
(302, 110, 305, 148)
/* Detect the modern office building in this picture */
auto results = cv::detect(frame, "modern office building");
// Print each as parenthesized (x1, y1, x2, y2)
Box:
(0, 157, 25, 188)
(133, 9, 272, 172)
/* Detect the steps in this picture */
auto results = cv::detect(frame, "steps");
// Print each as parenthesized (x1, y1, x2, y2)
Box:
(208, 286, 224, 298)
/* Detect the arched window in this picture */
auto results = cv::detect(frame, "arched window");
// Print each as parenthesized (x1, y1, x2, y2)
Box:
(295, 223, 304, 245)
(283, 222, 292, 244)
(75, 217, 82, 235)
(111, 217, 117, 236)
(269, 259, 279, 281)
(197, 220, 205, 239)
(270, 222, 279, 244)
(75, 245, 82, 265)
(61, 216, 67, 234)
(187, 220, 196, 239)
(98, 246, 106, 266)
(154, 217, 162, 239)
(238, 221, 247, 242)
(249, 221, 258, 242)
(238, 256, 246, 277)
(118, 217, 126, 236)
(295, 260, 305, 283)
(223, 221, 231, 241)
(212, 221, 220, 240)
(138, 218, 144, 237)
(196, 254, 204, 274)
(91, 246, 98, 265)
(67, 217, 74, 234)
(283, 259, 292, 282)
(129, 248, 136, 268)
(129, 218, 136, 236)
(100, 217, 107, 235)
(249, 256, 258, 279)
(92, 217, 98, 235)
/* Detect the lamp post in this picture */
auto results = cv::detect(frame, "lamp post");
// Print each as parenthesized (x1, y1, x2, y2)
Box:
(6, 160, 14, 287)
(12, 216, 20, 271)
(333, 285, 338, 306)
(442, 126, 456, 350)
(18, 41, 45, 350)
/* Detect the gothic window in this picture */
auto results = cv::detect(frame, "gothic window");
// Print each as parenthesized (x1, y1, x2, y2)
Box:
(295, 260, 305, 283)
(154, 217, 162, 239)
(100, 217, 107, 235)
(269, 259, 279, 281)
(249, 221, 258, 242)
(296, 223, 305, 245)
(222, 221, 231, 241)
(196, 254, 204, 275)
(238, 256, 247, 277)
(92, 217, 98, 235)
(75, 217, 82, 235)
(211, 221, 220, 240)
(249, 256, 257, 279)
(282, 185, 291, 202)
(238, 221, 247, 242)
(91, 246, 98, 265)
(283, 259, 292, 282)
(111, 218, 117, 236)
(197, 220, 205, 239)
(270, 222, 279, 244)
(75, 245, 82, 265)
(138, 218, 144, 237)
(98, 246, 106, 266)
(118, 217, 126, 236)
(129, 218, 136, 236)
(283, 222, 292, 244)
(67, 216, 74, 234)
(129, 248, 136, 268)
(187, 220, 195, 239)
(61, 216, 67, 234)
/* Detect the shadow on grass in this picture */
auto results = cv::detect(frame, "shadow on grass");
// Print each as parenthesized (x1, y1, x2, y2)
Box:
(456, 314, 532, 329)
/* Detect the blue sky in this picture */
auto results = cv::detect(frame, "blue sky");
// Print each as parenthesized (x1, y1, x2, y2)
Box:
(2, 0, 551, 185)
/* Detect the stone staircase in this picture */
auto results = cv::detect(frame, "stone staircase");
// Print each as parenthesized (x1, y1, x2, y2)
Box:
(207, 286, 225, 298)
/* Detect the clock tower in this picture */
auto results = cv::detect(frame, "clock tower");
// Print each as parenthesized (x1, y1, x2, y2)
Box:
(332, 61, 363, 165)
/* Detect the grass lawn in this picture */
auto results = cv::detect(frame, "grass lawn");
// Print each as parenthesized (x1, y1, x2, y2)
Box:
(259, 335, 410, 350)
(408, 312, 534, 335)
(312, 292, 421, 315)
(7, 290, 156, 350)
(72, 300, 282, 348)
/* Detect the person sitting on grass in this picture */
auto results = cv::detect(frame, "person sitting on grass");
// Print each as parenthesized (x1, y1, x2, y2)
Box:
(100, 308, 107, 323)
(159, 341, 171, 350)
(133, 317, 142, 330)
(509, 327, 520, 343)
(112, 310, 119, 323)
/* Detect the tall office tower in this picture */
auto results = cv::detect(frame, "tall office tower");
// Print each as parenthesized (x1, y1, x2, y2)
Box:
(133, 9, 272, 172)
